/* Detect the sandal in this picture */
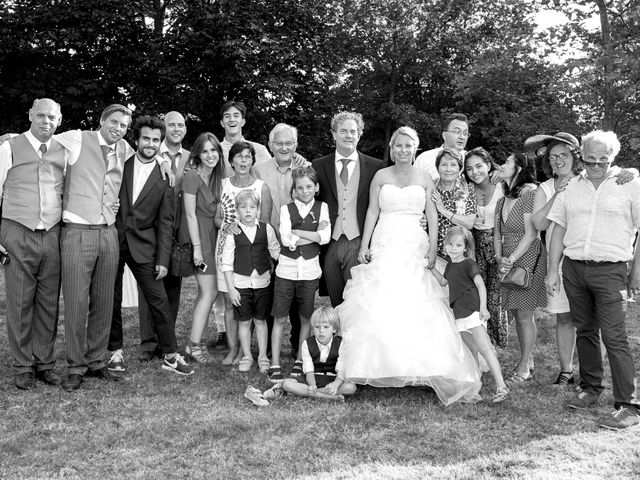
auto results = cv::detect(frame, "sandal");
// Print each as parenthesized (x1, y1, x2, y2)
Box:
(268, 366, 283, 382)
(506, 371, 532, 384)
(232, 351, 244, 366)
(244, 385, 269, 407)
(238, 355, 254, 372)
(552, 371, 575, 387)
(492, 387, 510, 403)
(258, 355, 270, 374)
(291, 360, 303, 378)
(185, 343, 212, 364)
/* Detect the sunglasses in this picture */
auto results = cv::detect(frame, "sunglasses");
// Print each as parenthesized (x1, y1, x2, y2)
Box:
(581, 160, 610, 168)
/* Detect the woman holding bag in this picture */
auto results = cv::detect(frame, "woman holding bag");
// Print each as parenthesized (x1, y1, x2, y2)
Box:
(494, 153, 546, 385)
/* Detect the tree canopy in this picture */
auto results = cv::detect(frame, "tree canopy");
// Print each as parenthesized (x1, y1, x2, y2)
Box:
(0, 0, 637, 165)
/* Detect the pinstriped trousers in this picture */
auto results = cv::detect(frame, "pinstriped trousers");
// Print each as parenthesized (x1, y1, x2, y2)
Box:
(61, 224, 119, 375)
(323, 235, 361, 307)
(1, 219, 61, 374)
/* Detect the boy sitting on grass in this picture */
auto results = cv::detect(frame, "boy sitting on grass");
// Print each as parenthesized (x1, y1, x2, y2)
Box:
(267, 306, 356, 401)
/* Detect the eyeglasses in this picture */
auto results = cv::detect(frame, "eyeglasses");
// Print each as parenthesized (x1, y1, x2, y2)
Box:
(582, 160, 610, 169)
(549, 152, 571, 162)
(445, 129, 469, 137)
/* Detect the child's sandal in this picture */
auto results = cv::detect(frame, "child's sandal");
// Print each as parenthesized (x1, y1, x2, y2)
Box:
(267, 366, 283, 383)
(492, 387, 510, 403)
(258, 355, 270, 374)
(238, 356, 254, 372)
(506, 371, 532, 385)
(291, 360, 303, 378)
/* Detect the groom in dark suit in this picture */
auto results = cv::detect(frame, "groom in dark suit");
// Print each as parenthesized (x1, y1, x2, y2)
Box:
(107, 115, 192, 376)
(313, 112, 382, 306)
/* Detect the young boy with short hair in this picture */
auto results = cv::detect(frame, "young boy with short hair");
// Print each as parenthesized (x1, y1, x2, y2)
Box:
(219, 189, 280, 372)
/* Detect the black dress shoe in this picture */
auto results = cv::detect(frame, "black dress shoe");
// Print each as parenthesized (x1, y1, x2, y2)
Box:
(15, 372, 35, 390)
(86, 366, 123, 381)
(62, 374, 84, 392)
(36, 370, 62, 385)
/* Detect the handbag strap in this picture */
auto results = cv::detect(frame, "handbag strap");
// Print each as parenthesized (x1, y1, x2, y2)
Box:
(173, 191, 183, 239)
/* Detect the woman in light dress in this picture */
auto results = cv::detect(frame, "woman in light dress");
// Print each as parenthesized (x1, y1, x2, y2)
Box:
(337, 126, 481, 406)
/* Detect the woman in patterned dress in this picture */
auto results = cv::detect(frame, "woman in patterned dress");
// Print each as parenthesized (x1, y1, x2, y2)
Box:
(494, 153, 546, 384)
(464, 147, 508, 348)
(214, 141, 273, 365)
(430, 149, 476, 265)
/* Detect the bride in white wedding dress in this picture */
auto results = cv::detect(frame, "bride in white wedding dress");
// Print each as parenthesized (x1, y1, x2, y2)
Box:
(337, 127, 482, 405)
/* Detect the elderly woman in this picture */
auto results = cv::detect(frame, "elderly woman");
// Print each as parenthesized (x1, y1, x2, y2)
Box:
(463, 147, 507, 348)
(494, 153, 547, 384)
(431, 149, 477, 261)
(214, 141, 273, 365)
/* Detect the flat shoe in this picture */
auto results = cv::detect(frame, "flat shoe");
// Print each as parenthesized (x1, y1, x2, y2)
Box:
(244, 385, 269, 407)
(506, 371, 532, 384)
(492, 387, 510, 403)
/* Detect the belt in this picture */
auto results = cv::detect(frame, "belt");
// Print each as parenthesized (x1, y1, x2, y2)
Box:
(63, 222, 111, 230)
(571, 258, 623, 266)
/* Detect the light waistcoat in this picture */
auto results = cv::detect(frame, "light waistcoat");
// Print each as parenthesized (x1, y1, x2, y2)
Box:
(4, 134, 65, 230)
(63, 131, 123, 225)
(333, 159, 360, 240)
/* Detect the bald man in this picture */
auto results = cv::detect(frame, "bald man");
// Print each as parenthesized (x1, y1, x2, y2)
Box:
(0, 98, 66, 390)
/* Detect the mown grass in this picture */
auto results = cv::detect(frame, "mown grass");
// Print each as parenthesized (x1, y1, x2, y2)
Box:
(1, 273, 639, 480)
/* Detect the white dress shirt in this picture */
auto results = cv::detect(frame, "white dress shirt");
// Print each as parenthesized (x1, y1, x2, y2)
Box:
(334, 150, 359, 183)
(132, 156, 157, 204)
(301, 336, 345, 376)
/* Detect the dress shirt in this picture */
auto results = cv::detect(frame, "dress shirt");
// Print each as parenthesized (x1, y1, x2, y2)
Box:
(547, 167, 640, 262)
(132, 156, 156, 204)
(219, 220, 280, 288)
(415, 146, 466, 182)
(334, 150, 359, 184)
(301, 336, 345, 375)
(276, 199, 331, 280)
(159, 142, 185, 170)
(0, 131, 67, 229)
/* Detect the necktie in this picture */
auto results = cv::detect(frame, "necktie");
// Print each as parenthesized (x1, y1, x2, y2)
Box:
(39, 143, 47, 156)
(339, 158, 350, 186)
(101, 145, 111, 168)
(168, 152, 180, 174)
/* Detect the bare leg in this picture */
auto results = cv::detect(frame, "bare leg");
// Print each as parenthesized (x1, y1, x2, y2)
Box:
(514, 309, 536, 376)
(253, 319, 268, 359)
(238, 320, 252, 359)
(470, 326, 507, 389)
(222, 293, 239, 365)
(296, 316, 311, 362)
(556, 312, 576, 373)
(190, 274, 217, 344)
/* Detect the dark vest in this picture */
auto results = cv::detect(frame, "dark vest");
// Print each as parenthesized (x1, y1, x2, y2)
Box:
(307, 335, 342, 375)
(233, 222, 271, 276)
(279, 201, 322, 260)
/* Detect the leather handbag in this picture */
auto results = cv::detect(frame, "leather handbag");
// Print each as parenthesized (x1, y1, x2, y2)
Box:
(169, 191, 195, 278)
(500, 247, 541, 289)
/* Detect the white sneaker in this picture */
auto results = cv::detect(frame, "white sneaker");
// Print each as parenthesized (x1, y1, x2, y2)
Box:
(107, 349, 126, 372)
(244, 385, 269, 407)
(162, 353, 194, 376)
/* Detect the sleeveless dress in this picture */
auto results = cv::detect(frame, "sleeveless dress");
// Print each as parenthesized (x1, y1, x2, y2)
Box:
(497, 189, 547, 310)
(215, 177, 265, 291)
(539, 179, 570, 313)
(337, 184, 482, 405)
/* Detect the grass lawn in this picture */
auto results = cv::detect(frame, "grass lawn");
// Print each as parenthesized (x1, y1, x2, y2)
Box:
(1, 272, 640, 479)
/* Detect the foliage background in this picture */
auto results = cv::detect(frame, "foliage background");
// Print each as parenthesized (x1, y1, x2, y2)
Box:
(0, 0, 638, 165)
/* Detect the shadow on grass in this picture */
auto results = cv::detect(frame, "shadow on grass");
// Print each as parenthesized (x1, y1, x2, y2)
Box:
(1, 274, 639, 479)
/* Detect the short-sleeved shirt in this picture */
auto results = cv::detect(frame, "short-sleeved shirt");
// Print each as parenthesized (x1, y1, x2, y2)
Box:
(547, 167, 640, 262)
(444, 257, 482, 319)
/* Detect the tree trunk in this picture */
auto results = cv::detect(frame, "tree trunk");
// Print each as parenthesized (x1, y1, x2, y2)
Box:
(595, 0, 615, 130)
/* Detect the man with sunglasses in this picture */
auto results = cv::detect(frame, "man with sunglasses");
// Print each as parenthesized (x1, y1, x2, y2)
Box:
(415, 113, 469, 181)
(546, 130, 640, 430)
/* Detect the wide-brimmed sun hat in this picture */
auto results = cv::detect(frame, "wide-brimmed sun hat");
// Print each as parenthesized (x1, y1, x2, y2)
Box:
(524, 132, 580, 159)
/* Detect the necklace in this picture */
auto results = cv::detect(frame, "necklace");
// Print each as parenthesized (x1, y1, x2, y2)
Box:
(475, 183, 494, 225)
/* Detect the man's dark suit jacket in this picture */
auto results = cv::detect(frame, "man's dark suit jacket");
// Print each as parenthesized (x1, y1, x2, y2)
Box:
(116, 156, 174, 268)
(312, 151, 383, 233)
(312, 151, 383, 296)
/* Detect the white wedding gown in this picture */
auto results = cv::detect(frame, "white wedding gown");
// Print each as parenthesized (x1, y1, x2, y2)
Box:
(337, 184, 482, 405)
